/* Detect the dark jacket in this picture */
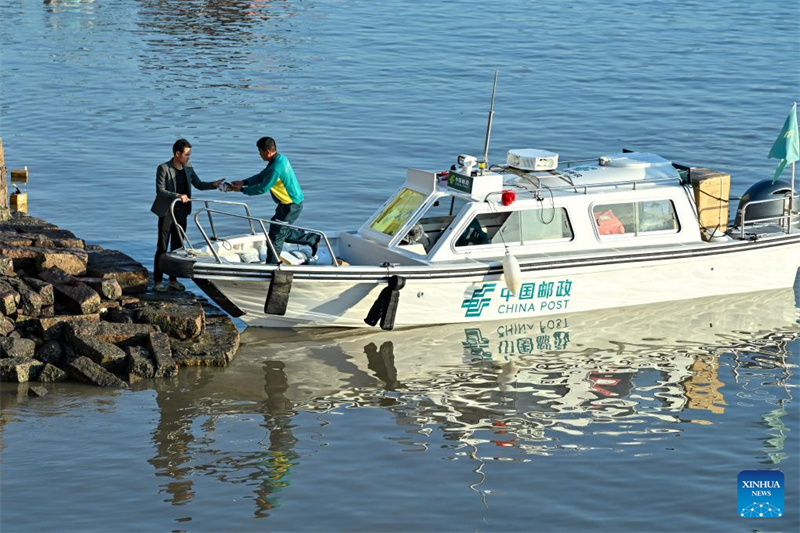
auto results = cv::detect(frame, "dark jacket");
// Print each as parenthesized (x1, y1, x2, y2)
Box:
(150, 160, 216, 217)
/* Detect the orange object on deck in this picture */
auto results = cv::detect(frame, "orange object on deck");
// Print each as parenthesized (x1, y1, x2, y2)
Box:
(594, 210, 625, 235)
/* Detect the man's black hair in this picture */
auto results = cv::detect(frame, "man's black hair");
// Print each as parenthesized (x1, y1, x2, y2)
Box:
(256, 137, 277, 153)
(173, 138, 192, 156)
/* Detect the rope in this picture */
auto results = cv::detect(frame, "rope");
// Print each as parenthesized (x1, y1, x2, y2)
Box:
(537, 186, 556, 225)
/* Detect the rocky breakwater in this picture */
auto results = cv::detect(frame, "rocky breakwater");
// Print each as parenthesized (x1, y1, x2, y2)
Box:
(0, 212, 240, 390)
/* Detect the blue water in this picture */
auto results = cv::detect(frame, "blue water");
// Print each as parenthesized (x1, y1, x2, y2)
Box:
(1, 1, 799, 531)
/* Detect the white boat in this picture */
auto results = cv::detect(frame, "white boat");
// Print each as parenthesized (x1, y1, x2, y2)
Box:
(161, 148, 800, 328)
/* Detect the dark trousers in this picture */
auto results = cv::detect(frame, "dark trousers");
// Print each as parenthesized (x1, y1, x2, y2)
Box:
(266, 202, 316, 264)
(154, 209, 188, 283)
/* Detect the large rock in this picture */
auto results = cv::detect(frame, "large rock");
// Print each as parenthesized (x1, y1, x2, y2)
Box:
(0, 244, 85, 275)
(170, 315, 240, 367)
(18, 289, 43, 317)
(36, 267, 75, 286)
(128, 299, 205, 340)
(0, 357, 44, 382)
(37, 363, 68, 383)
(0, 232, 82, 251)
(28, 385, 49, 397)
(148, 332, 177, 378)
(78, 276, 122, 301)
(62, 343, 78, 363)
(35, 340, 64, 365)
(52, 282, 101, 315)
(66, 328, 127, 374)
(0, 232, 34, 247)
(34, 247, 88, 276)
(68, 321, 153, 345)
(0, 257, 14, 276)
(66, 356, 128, 388)
(37, 269, 100, 314)
(125, 346, 155, 380)
(0, 218, 83, 248)
(0, 212, 58, 230)
(0, 245, 38, 271)
(35, 313, 100, 341)
(32, 229, 84, 250)
(118, 295, 140, 306)
(3, 277, 42, 316)
(0, 314, 14, 335)
(23, 277, 55, 306)
(98, 299, 120, 310)
(11, 316, 39, 338)
(86, 249, 148, 294)
(0, 336, 36, 359)
(102, 306, 134, 324)
(0, 281, 19, 316)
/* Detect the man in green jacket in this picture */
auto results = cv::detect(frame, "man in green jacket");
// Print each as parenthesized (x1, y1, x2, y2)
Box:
(228, 137, 319, 264)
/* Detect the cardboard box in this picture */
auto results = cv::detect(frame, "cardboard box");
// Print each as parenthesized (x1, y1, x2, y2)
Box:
(691, 168, 730, 240)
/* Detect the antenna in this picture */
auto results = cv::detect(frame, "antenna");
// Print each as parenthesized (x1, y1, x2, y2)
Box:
(481, 71, 498, 175)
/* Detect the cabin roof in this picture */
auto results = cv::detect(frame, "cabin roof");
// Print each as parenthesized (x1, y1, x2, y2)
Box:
(438, 151, 683, 203)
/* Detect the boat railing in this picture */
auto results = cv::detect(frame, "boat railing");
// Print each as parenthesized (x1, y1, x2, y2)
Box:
(169, 198, 339, 267)
(560, 157, 599, 168)
(735, 194, 799, 238)
(169, 198, 256, 249)
(509, 174, 681, 197)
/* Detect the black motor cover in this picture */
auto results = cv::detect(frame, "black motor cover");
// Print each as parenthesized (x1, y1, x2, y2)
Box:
(734, 179, 792, 227)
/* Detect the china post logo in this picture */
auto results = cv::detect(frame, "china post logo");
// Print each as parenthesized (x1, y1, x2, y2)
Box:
(461, 283, 496, 317)
(738, 470, 783, 518)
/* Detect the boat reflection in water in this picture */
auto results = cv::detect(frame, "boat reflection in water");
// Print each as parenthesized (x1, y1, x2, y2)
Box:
(149, 289, 798, 513)
(240, 288, 798, 438)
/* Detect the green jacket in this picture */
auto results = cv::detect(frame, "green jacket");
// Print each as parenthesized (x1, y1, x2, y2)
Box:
(242, 153, 304, 204)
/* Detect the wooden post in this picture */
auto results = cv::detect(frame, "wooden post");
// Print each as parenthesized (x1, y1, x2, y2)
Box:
(0, 138, 9, 221)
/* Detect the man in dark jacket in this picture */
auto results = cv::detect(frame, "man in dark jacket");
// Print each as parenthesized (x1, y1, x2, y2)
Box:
(151, 139, 222, 292)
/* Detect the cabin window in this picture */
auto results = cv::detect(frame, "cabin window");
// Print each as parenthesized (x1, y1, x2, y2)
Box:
(420, 195, 469, 221)
(368, 188, 426, 237)
(399, 195, 469, 254)
(455, 208, 573, 248)
(592, 200, 679, 238)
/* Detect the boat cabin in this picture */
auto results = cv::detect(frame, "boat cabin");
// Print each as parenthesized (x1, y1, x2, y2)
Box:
(160, 143, 799, 328)
(344, 150, 702, 266)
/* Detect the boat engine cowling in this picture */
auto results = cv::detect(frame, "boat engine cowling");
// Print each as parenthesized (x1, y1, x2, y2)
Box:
(734, 179, 791, 228)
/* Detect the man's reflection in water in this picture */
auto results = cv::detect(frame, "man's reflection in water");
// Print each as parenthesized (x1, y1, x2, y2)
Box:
(252, 360, 300, 518)
(148, 362, 302, 518)
(149, 367, 215, 506)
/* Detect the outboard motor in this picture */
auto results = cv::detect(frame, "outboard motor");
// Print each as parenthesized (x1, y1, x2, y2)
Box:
(734, 179, 792, 228)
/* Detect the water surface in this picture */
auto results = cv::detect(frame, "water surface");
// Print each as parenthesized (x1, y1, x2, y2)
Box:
(1, 1, 799, 532)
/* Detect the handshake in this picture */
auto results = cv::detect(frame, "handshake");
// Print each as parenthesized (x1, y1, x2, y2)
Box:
(213, 179, 244, 193)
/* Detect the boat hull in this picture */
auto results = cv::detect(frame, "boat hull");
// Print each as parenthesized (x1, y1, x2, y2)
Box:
(198, 237, 800, 328)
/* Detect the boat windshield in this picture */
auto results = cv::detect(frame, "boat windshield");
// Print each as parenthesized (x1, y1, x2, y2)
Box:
(368, 187, 427, 236)
(398, 194, 469, 255)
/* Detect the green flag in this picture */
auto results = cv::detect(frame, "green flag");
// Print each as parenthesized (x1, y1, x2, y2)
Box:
(768, 102, 799, 183)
